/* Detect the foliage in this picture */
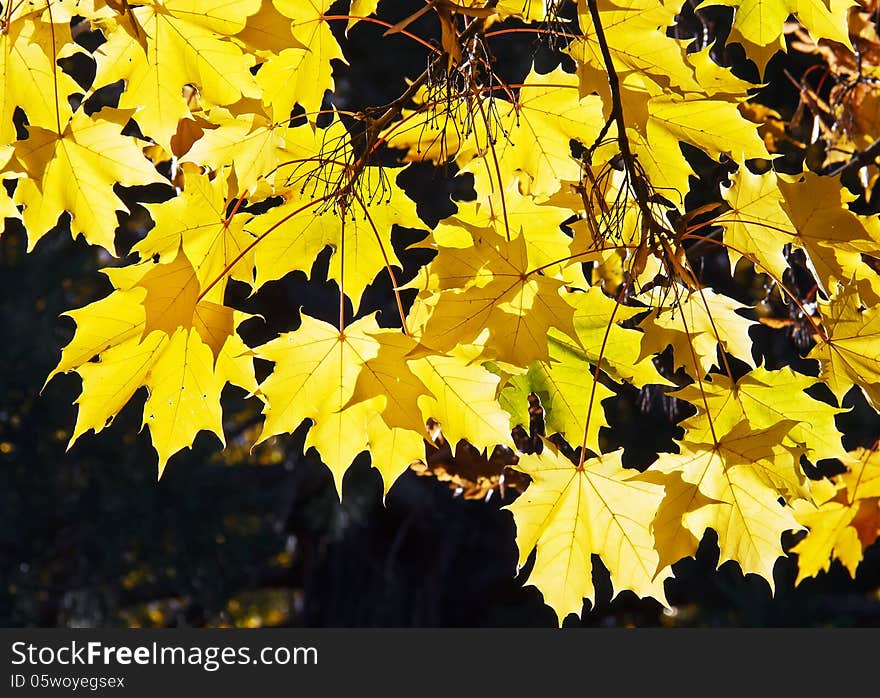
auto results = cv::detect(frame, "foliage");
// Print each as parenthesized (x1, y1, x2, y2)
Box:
(3, 0, 880, 625)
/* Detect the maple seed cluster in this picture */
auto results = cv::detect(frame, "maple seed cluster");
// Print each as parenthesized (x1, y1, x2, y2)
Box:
(3, 0, 880, 624)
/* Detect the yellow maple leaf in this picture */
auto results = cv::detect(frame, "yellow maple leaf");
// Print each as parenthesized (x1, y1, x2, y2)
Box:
(13, 108, 164, 252)
(777, 171, 880, 295)
(256, 314, 411, 491)
(347, 0, 381, 34)
(135, 170, 255, 302)
(410, 225, 578, 365)
(251, 169, 421, 309)
(809, 283, 880, 408)
(48, 285, 149, 384)
(305, 395, 423, 496)
(409, 349, 511, 452)
(839, 448, 880, 500)
(139, 248, 201, 337)
(674, 366, 848, 468)
(364, 409, 426, 497)
(562, 286, 672, 388)
(433, 187, 580, 282)
(0, 145, 21, 223)
(649, 421, 804, 586)
(571, 0, 704, 98)
(473, 67, 605, 199)
(141, 328, 227, 467)
(499, 347, 614, 455)
(714, 167, 796, 282)
(255, 314, 379, 438)
(103, 251, 256, 365)
(635, 92, 769, 201)
(49, 250, 256, 472)
(0, 15, 78, 144)
(92, 0, 262, 147)
(181, 110, 286, 196)
(69, 329, 169, 447)
(638, 284, 757, 376)
(570, 2, 768, 204)
(262, 0, 344, 123)
(509, 444, 670, 624)
(705, 0, 854, 72)
(345, 329, 434, 436)
(640, 471, 718, 573)
(487, 0, 551, 21)
(234, 0, 308, 56)
(254, 312, 424, 495)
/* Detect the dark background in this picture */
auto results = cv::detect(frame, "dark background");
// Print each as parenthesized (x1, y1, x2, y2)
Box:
(2, 0, 879, 628)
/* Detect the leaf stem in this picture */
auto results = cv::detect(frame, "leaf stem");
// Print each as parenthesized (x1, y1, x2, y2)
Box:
(321, 15, 441, 53)
(339, 202, 346, 334)
(663, 276, 720, 446)
(473, 92, 511, 241)
(351, 188, 410, 335)
(577, 275, 628, 468)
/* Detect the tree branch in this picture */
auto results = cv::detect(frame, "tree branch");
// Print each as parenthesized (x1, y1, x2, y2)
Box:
(828, 136, 880, 178)
(584, 0, 661, 236)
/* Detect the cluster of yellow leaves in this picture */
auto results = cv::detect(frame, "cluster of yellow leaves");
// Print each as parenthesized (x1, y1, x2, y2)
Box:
(792, 449, 880, 581)
(709, 0, 854, 71)
(784, 3, 880, 196)
(3, 0, 880, 624)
